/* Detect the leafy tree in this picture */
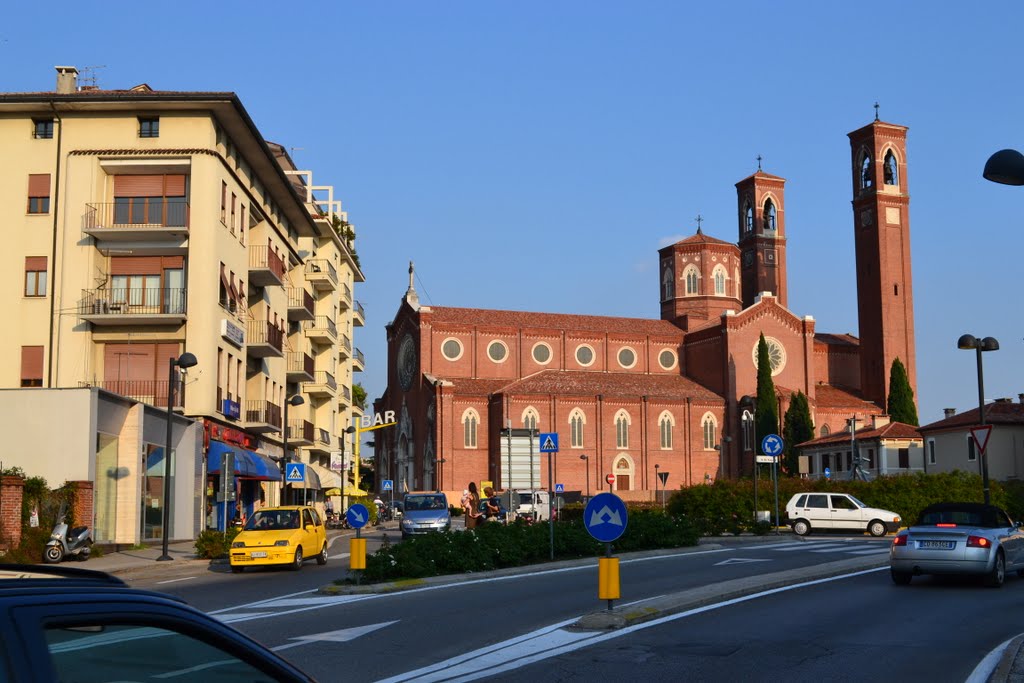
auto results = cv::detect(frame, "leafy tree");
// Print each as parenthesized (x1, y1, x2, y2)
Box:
(754, 333, 779, 454)
(353, 383, 367, 411)
(886, 357, 919, 426)
(782, 391, 815, 476)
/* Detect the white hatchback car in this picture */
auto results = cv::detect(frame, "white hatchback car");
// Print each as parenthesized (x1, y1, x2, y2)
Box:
(785, 492, 902, 537)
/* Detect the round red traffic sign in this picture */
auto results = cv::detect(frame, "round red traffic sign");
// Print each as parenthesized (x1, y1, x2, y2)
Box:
(605, 474, 615, 485)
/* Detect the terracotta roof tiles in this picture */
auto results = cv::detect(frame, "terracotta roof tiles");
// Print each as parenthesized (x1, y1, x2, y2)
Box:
(797, 421, 922, 448)
(920, 401, 1024, 431)
(424, 306, 685, 338)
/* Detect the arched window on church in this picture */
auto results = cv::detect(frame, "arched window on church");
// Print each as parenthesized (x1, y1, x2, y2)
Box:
(522, 407, 538, 432)
(712, 265, 727, 296)
(570, 409, 585, 448)
(860, 151, 873, 190)
(662, 266, 674, 301)
(684, 266, 699, 295)
(702, 413, 717, 450)
(615, 410, 630, 449)
(744, 203, 753, 234)
(763, 199, 777, 232)
(659, 411, 674, 449)
(462, 409, 479, 448)
(884, 150, 899, 185)
(821, 424, 831, 437)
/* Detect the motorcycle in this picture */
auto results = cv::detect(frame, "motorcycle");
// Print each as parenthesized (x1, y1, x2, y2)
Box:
(43, 504, 93, 563)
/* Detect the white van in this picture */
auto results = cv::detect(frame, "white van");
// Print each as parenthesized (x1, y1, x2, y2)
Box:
(515, 490, 552, 522)
(785, 492, 901, 537)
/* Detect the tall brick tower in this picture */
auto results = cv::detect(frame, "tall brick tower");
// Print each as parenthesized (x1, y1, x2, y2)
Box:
(736, 169, 788, 309)
(848, 116, 917, 408)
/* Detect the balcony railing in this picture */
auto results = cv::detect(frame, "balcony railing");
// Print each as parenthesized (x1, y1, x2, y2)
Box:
(305, 259, 338, 291)
(287, 288, 314, 320)
(79, 288, 187, 325)
(353, 348, 365, 370)
(245, 400, 282, 433)
(339, 334, 352, 359)
(83, 201, 190, 242)
(287, 352, 314, 381)
(353, 300, 365, 326)
(303, 316, 337, 342)
(249, 244, 286, 287)
(339, 282, 352, 309)
(287, 419, 315, 444)
(78, 379, 184, 408)
(246, 320, 284, 357)
(341, 385, 352, 402)
(305, 370, 337, 397)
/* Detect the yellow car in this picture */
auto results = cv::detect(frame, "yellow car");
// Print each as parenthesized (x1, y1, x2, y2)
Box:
(229, 506, 328, 573)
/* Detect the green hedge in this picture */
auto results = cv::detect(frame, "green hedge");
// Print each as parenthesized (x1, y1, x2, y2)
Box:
(666, 470, 1016, 535)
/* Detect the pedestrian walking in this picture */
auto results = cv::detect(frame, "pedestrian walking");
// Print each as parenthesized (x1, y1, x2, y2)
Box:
(463, 482, 483, 529)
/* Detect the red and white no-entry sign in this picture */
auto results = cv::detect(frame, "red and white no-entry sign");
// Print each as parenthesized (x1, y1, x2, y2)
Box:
(605, 473, 615, 486)
(971, 425, 993, 454)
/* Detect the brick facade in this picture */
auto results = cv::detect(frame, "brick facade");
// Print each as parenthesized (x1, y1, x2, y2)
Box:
(0, 475, 25, 550)
(69, 480, 94, 530)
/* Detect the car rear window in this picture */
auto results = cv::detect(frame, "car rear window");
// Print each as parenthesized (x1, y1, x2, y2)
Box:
(919, 507, 1009, 528)
(806, 494, 828, 508)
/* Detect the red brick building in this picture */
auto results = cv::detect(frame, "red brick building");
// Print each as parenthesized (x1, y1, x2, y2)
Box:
(374, 118, 918, 501)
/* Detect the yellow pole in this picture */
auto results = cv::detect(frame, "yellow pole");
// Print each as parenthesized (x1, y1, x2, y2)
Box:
(598, 557, 620, 601)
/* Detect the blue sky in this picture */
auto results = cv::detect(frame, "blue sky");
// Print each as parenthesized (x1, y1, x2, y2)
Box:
(4, 2, 1022, 428)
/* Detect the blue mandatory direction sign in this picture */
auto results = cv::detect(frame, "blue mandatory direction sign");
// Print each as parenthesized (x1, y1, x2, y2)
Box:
(381, 479, 394, 492)
(346, 503, 370, 529)
(285, 462, 306, 483)
(584, 492, 629, 543)
(761, 433, 784, 457)
(539, 432, 559, 453)
(824, 467, 832, 480)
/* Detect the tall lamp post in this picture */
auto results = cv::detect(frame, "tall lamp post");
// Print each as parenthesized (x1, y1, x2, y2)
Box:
(281, 394, 305, 506)
(157, 352, 197, 562)
(654, 464, 660, 509)
(579, 454, 590, 500)
(958, 334, 1000, 504)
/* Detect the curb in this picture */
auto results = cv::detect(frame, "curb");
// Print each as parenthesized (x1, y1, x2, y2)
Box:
(990, 633, 1024, 683)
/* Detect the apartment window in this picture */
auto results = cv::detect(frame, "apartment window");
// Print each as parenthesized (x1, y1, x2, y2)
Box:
(32, 118, 54, 139)
(24, 257, 47, 297)
(898, 448, 909, 469)
(230, 193, 237, 235)
(113, 175, 187, 227)
(27, 174, 50, 214)
(110, 256, 185, 314)
(20, 346, 43, 387)
(967, 436, 976, 462)
(138, 116, 159, 138)
(239, 204, 246, 243)
(220, 182, 227, 225)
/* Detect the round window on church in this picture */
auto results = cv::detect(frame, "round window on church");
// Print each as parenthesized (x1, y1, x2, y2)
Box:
(575, 344, 595, 367)
(532, 342, 552, 365)
(618, 347, 637, 369)
(441, 338, 463, 361)
(752, 337, 787, 377)
(487, 340, 509, 363)
(658, 349, 677, 370)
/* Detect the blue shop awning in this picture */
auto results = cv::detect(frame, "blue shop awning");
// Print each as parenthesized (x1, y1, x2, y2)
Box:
(207, 440, 280, 481)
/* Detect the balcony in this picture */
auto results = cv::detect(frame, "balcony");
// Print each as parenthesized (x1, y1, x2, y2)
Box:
(245, 400, 281, 434)
(287, 288, 314, 321)
(303, 316, 337, 344)
(286, 419, 314, 446)
(78, 379, 184, 408)
(338, 384, 351, 407)
(353, 347, 365, 372)
(246, 320, 284, 358)
(339, 283, 352, 311)
(287, 352, 314, 383)
(353, 300, 365, 327)
(308, 428, 334, 456)
(249, 244, 286, 288)
(82, 200, 189, 244)
(338, 334, 352, 360)
(305, 259, 338, 292)
(304, 370, 337, 398)
(79, 288, 187, 326)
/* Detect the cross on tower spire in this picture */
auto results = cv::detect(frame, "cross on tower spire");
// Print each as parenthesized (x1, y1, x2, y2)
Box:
(756, 154, 763, 171)
(874, 102, 880, 121)
(695, 214, 703, 234)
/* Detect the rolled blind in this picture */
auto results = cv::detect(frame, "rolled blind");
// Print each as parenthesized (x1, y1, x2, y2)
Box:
(25, 256, 47, 270)
(111, 256, 184, 274)
(20, 346, 44, 381)
(114, 174, 186, 197)
(28, 174, 51, 196)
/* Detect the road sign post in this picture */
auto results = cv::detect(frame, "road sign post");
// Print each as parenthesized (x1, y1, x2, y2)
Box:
(605, 473, 615, 492)
(346, 503, 369, 585)
(657, 471, 669, 510)
(539, 433, 559, 561)
(584, 492, 628, 611)
(761, 434, 784, 534)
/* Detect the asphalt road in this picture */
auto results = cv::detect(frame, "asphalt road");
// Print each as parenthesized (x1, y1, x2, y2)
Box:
(124, 534, 922, 681)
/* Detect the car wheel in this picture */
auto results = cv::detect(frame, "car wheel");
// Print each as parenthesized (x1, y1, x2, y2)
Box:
(793, 520, 811, 537)
(985, 550, 1006, 588)
(316, 543, 328, 566)
(290, 547, 304, 571)
(868, 520, 887, 537)
(890, 569, 912, 585)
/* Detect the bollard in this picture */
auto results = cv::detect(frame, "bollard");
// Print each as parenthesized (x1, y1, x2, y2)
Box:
(350, 537, 366, 570)
(598, 556, 620, 604)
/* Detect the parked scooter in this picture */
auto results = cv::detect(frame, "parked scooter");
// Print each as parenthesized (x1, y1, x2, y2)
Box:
(43, 504, 92, 563)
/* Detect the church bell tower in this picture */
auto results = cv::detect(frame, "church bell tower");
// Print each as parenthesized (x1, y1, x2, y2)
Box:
(736, 168, 788, 309)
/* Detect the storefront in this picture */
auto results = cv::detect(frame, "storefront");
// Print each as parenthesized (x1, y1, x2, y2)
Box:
(203, 421, 282, 530)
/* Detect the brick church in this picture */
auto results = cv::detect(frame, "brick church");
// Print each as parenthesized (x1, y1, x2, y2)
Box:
(374, 117, 917, 501)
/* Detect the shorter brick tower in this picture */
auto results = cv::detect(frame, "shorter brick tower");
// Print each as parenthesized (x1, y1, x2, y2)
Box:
(736, 169, 788, 309)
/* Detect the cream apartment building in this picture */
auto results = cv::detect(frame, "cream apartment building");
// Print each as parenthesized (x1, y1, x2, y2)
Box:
(0, 67, 364, 545)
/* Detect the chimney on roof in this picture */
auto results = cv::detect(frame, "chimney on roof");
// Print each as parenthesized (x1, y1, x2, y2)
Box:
(55, 66, 78, 94)
(944, 408, 956, 419)
(1019, 393, 1024, 405)
(871, 414, 890, 429)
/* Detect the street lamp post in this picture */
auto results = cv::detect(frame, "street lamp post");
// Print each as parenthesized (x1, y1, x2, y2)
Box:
(654, 463, 660, 509)
(157, 352, 197, 562)
(958, 334, 1000, 504)
(579, 454, 590, 500)
(281, 394, 305, 506)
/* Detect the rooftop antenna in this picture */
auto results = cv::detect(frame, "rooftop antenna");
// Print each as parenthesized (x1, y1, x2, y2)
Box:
(80, 65, 107, 90)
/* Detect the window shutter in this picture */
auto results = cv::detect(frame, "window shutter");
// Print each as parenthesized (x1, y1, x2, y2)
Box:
(164, 174, 186, 196)
(28, 174, 51, 196)
(25, 256, 47, 270)
(113, 175, 176, 197)
(21, 346, 44, 381)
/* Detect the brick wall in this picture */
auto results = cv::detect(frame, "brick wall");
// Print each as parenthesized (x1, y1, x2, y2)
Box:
(0, 475, 25, 550)
(69, 480, 94, 529)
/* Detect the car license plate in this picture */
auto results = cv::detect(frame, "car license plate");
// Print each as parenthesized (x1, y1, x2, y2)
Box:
(252, 551, 268, 558)
(918, 540, 955, 550)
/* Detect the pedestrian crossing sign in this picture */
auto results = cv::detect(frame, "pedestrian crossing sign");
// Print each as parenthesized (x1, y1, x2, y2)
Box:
(382, 479, 394, 491)
(539, 433, 559, 453)
(285, 463, 306, 483)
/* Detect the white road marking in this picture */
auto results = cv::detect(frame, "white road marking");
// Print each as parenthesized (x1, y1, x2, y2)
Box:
(272, 620, 398, 651)
(771, 543, 843, 552)
(714, 558, 773, 566)
(156, 576, 198, 585)
(379, 567, 889, 682)
(847, 547, 891, 555)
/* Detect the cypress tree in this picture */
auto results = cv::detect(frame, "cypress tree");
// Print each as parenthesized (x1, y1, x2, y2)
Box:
(886, 357, 919, 426)
(754, 333, 779, 454)
(782, 391, 815, 476)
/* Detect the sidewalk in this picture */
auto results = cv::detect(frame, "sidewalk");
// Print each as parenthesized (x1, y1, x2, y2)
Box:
(81, 540, 210, 575)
